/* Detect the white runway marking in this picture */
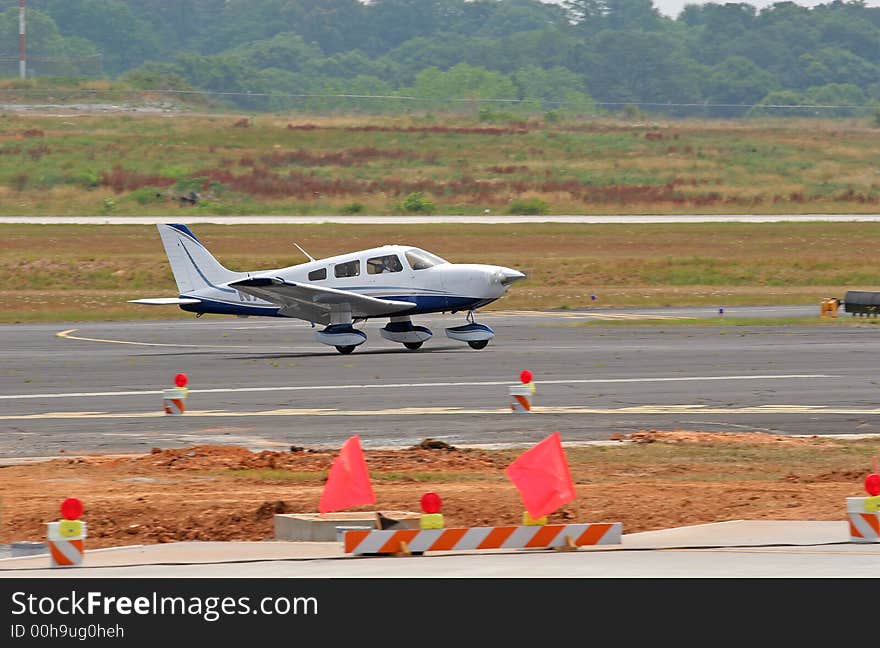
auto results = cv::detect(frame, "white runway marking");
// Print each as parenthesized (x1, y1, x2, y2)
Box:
(0, 374, 836, 400)
(0, 404, 877, 421)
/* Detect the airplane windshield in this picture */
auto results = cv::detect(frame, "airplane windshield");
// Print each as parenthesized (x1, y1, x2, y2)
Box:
(405, 248, 447, 270)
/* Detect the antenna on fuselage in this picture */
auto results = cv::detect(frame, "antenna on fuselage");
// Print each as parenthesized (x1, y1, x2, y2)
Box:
(292, 242, 316, 262)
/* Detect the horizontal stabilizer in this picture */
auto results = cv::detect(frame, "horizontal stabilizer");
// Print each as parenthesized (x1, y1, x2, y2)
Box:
(128, 297, 202, 306)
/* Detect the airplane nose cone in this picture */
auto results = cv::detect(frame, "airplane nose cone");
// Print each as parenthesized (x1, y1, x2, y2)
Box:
(498, 268, 526, 286)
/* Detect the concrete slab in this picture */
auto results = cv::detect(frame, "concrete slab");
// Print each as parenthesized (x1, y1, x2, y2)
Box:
(0, 541, 344, 571)
(621, 520, 852, 549)
(274, 511, 420, 541)
(0, 520, 874, 578)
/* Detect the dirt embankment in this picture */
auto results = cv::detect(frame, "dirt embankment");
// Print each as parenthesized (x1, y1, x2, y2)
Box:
(0, 431, 872, 549)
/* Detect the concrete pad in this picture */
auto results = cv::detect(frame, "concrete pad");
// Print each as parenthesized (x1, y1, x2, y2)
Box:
(274, 511, 420, 541)
(0, 541, 344, 571)
(0, 520, 869, 578)
(621, 520, 852, 549)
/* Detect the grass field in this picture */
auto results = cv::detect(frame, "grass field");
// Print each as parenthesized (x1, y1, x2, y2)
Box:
(4, 111, 880, 323)
(2, 111, 880, 216)
(4, 221, 880, 323)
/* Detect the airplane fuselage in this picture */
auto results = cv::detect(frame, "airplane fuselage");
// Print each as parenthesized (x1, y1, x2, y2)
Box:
(179, 245, 514, 320)
(133, 225, 525, 352)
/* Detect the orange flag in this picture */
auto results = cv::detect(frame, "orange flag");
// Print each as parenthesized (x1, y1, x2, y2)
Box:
(319, 435, 376, 514)
(504, 431, 576, 519)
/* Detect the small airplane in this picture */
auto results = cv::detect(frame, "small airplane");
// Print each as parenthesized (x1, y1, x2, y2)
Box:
(129, 224, 526, 354)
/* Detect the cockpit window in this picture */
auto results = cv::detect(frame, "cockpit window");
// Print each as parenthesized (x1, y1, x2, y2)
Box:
(405, 248, 447, 271)
(367, 254, 403, 275)
(334, 259, 360, 278)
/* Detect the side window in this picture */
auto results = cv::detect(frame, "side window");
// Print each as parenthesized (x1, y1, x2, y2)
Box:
(334, 259, 360, 278)
(308, 267, 327, 281)
(367, 254, 403, 275)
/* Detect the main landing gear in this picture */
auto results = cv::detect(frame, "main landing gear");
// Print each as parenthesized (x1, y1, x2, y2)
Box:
(315, 319, 368, 354)
(317, 311, 494, 353)
(445, 311, 494, 350)
(380, 316, 433, 351)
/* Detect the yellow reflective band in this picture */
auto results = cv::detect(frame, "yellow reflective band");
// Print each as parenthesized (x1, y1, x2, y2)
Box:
(58, 520, 83, 538)
(864, 496, 880, 513)
(522, 511, 547, 526)
(419, 513, 444, 529)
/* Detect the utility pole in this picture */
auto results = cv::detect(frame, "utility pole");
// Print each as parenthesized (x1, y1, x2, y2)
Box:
(19, 0, 26, 79)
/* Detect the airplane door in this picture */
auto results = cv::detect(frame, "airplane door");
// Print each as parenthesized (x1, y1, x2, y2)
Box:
(366, 253, 405, 289)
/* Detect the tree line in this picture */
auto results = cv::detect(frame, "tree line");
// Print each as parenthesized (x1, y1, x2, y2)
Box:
(1, 0, 878, 117)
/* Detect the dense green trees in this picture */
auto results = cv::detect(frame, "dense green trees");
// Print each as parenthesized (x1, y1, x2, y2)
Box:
(2, 0, 879, 117)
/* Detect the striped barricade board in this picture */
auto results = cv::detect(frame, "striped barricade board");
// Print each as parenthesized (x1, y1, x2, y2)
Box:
(847, 496, 880, 542)
(344, 522, 622, 555)
(163, 387, 187, 416)
(46, 521, 87, 567)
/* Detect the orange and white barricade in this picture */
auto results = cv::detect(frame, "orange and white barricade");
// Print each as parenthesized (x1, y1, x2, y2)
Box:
(509, 385, 532, 413)
(344, 522, 621, 555)
(847, 496, 880, 542)
(46, 520, 87, 567)
(163, 387, 188, 415)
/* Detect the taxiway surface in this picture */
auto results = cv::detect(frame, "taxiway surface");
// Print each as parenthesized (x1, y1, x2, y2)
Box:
(3, 305, 879, 457)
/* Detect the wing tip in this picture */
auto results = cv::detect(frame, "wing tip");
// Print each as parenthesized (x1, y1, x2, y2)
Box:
(128, 297, 202, 305)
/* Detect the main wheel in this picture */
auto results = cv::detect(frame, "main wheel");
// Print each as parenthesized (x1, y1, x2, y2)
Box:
(404, 342, 423, 350)
(467, 340, 489, 350)
(335, 345, 356, 354)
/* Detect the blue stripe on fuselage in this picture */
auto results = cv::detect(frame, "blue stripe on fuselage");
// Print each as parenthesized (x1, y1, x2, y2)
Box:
(384, 295, 494, 313)
(180, 295, 496, 318)
(181, 299, 281, 317)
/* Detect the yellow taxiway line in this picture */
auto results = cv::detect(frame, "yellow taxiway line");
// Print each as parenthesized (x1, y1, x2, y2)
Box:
(4, 404, 880, 421)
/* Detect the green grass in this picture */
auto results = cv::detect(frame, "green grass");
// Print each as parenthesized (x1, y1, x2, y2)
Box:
(5, 221, 880, 323)
(2, 112, 880, 216)
(194, 438, 880, 487)
(562, 438, 880, 483)
(221, 468, 523, 483)
(220, 469, 321, 482)
(371, 471, 503, 482)
(463, 437, 880, 483)
(549, 316, 873, 327)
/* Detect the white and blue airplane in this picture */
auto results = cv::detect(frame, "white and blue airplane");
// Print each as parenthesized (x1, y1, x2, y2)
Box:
(130, 224, 526, 354)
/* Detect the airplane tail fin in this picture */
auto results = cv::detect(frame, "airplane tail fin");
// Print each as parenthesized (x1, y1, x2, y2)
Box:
(157, 224, 242, 294)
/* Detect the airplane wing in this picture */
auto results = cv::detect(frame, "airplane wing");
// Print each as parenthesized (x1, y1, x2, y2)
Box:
(229, 277, 416, 324)
(128, 297, 202, 305)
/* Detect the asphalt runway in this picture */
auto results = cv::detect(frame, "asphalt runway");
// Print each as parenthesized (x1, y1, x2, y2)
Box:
(2, 304, 880, 458)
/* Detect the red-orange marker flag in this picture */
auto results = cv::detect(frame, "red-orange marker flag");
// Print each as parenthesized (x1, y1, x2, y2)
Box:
(504, 431, 576, 519)
(319, 435, 376, 514)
